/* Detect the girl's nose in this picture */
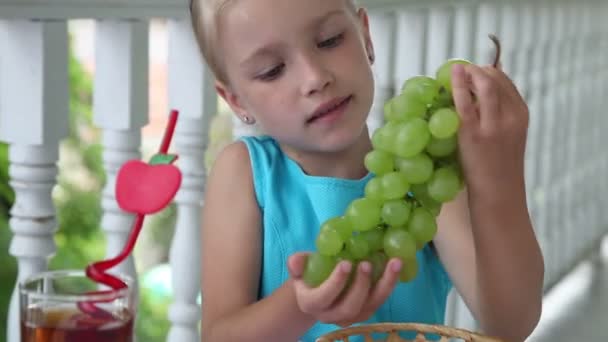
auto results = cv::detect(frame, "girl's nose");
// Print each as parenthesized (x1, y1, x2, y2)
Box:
(299, 54, 334, 96)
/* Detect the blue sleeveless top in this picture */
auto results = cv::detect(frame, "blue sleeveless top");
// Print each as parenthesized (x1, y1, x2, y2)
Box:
(240, 135, 452, 342)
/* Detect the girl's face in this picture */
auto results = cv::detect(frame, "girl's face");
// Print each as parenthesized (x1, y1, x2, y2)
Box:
(216, 0, 376, 155)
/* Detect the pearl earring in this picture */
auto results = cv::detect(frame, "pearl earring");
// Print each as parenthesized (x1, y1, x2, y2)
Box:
(368, 46, 375, 64)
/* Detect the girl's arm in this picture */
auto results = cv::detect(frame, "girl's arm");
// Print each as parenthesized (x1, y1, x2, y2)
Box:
(433, 63, 544, 342)
(200, 142, 316, 342)
(434, 188, 544, 342)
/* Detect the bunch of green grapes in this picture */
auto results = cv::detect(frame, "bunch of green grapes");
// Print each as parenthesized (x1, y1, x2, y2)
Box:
(302, 36, 502, 289)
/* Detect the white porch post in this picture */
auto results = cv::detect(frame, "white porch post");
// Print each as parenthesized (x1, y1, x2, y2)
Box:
(393, 9, 427, 90)
(0, 19, 69, 342)
(93, 19, 149, 299)
(425, 6, 452, 76)
(166, 18, 214, 342)
(367, 11, 395, 135)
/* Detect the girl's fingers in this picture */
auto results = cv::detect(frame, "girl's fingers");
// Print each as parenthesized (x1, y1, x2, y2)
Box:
(462, 64, 501, 133)
(322, 261, 373, 320)
(365, 258, 402, 309)
(483, 66, 528, 117)
(451, 64, 479, 126)
(292, 260, 353, 314)
(287, 252, 310, 278)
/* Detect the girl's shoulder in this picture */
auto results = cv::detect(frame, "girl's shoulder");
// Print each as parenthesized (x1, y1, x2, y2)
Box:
(238, 134, 283, 164)
(227, 135, 285, 208)
(211, 135, 280, 176)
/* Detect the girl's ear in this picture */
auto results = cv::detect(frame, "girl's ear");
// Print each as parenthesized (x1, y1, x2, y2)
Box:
(357, 8, 374, 64)
(215, 80, 256, 125)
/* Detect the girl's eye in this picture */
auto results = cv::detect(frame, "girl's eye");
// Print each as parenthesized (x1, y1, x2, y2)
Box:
(257, 63, 285, 81)
(318, 33, 344, 49)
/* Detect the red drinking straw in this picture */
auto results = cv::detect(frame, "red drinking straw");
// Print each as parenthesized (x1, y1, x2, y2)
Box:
(78, 110, 180, 319)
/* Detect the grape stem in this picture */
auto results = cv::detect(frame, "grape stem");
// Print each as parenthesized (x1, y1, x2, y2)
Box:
(489, 34, 502, 68)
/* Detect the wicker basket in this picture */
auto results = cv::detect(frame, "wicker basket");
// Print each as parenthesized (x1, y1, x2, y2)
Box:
(315, 323, 504, 342)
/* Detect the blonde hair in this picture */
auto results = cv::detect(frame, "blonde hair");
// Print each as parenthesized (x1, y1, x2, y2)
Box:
(190, 0, 358, 85)
(190, 0, 233, 84)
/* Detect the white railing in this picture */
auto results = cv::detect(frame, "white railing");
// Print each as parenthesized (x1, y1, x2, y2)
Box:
(2, 0, 608, 341)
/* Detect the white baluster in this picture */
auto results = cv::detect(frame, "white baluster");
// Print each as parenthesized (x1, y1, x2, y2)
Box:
(602, 4, 608, 234)
(591, 6, 607, 244)
(167, 18, 212, 342)
(557, 2, 579, 276)
(93, 19, 149, 301)
(600, 3, 608, 242)
(0, 19, 68, 342)
(393, 9, 427, 90)
(474, 3, 499, 65)
(497, 4, 519, 82)
(572, 4, 593, 261)
(425, 6, 452, 76)
(452, 4, 475, 61)
(367, 11, 395, 135)
(517, 2, 537, 199)
(564, 3, 581, 266)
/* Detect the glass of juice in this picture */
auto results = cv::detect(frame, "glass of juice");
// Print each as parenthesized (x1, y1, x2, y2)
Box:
(19, 270, 135, 342)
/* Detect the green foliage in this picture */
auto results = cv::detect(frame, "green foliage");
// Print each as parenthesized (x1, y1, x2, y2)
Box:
(1, 138, 16, 341)
(48, 182, 106, 271)
(136, 286, 172, 341)
(0, 144, 14, 208)
(0, 176, 16, 342)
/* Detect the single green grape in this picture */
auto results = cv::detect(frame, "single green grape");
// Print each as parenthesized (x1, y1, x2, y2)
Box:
(361, 227, 385, 252)
(381, 199, 412, 227)
(345, 198, 382, 232)
(431, 87, 454, 110)
(436, 58, 472, 92)
(320, 216, 352, 242)
(390, 93, 428, 122)
(337, 249, 356, 262)
(429, 107, 460, 139)
(315, 226, 344, 256)
(369, 251, 388, 284)
(395, 153, 434, 184)
(364, 149, 395, 175)
(427, 166, 461, 203)
(302, 252, 337, 287)
(364, 177, 384, 203)
(407, 207, 438, 246)
(383, 98, 397, 122)
(393, 118, 431, 158)
(401, 75, 441, 106)
(426, 135, 457, 158)
(409, 184, 442, 216)
(346, 234, 370, 259)
(371, 122, 400, 153)
(383, 229, 417, 261)
(380, 171, 410, 200)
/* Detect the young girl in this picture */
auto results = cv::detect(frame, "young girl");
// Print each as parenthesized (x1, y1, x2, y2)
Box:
(191, 0, 545, 341)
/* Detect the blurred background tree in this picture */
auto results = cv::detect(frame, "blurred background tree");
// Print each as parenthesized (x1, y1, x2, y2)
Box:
(0, 142, 16, 342)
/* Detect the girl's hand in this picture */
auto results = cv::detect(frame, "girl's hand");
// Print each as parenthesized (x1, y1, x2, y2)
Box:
(450, 63, 529, 196)
(287, 253, 402, 327)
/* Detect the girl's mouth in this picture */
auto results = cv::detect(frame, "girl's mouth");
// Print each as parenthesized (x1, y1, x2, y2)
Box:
(307, 95, 353, 124)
